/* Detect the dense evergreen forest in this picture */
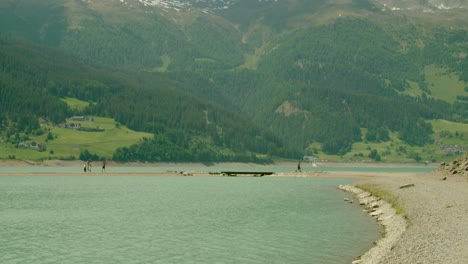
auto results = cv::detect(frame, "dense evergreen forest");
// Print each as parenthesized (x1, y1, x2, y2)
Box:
(0, 0, 466, 162)
(248, 18, 460, 153)
(0, 35, 297, 162)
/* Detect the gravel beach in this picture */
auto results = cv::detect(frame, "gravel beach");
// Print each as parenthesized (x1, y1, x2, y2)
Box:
(342, 167, 468, 264)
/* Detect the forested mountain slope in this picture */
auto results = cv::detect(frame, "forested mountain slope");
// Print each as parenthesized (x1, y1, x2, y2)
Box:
(0, 35, 294, 162)
(0, 0, 466, 162)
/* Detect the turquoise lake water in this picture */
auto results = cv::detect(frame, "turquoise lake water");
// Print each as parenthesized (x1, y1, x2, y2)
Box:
(0, 172, 384, 264)
(0, 165, 434, 264)
(0, 164, 436, 174)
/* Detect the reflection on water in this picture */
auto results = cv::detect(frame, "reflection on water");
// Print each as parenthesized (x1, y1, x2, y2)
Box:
(0, 176, 380, 264)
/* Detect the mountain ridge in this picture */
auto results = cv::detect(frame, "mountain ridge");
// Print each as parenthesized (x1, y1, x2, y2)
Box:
(0, 0, 466, 162)
(126, 0, 468, 11)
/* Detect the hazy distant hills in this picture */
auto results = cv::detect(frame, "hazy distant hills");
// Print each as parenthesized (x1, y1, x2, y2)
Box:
(0, 0, 467, 162)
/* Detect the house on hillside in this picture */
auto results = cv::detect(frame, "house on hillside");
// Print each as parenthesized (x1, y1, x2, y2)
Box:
(63, 123, 82, 130)
(303, 156, 320, 163)
(68, 116, 94, 122)
(18, 142, 46, 151)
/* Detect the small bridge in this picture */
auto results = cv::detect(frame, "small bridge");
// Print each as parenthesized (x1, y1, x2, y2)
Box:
(221, 171, 274, 177)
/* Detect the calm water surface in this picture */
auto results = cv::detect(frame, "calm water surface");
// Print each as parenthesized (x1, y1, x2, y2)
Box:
(0, 175, 381, 263)
(0, 164, 436, 173)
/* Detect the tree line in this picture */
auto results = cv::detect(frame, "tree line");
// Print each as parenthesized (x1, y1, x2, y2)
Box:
(0, 34, 298, 162)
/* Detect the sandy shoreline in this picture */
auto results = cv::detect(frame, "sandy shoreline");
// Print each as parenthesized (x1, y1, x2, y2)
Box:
(2, 160, 466, 263)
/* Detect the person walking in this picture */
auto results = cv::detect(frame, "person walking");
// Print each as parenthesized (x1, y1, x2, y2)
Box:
(102, 160, 106, 172)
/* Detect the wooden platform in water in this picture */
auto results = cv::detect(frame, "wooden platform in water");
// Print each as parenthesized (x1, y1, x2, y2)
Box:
(221, 171, 274, 177)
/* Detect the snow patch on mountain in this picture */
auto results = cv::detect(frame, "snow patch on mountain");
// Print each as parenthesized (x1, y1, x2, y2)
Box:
(113, 0, 467, 12)
(373, 0, 467, 12)
(136, 0, 279, 10)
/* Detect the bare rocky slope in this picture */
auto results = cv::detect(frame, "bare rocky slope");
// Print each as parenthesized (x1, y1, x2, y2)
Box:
(438, 154, 468, 176)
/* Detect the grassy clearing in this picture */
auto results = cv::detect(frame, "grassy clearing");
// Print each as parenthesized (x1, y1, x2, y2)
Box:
(48, 117, 151, 159)
(424, 65, 466, 103)
(431, 119, 468, 140)
(64, 0, 103, 30)
(307, 120, 467, 163)
(356, 183, 404, 215)
(400, 66, 467, 103)
(149, 54, 171, 73)
(61, 97, 90, 111)
(403, 81, 424, 97)
(308, 130, 423, 163)
(0, 117, 152, 161)
(429, 119, 468, 161)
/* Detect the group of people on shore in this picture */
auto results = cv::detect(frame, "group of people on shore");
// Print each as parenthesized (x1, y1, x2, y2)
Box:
(83, 160, 106, 173)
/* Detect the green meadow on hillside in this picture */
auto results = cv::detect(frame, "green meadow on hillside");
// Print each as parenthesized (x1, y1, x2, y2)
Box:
(60, 97, 90, 111)
(390, 66, 466, 103)
(424, 66, 467, 103)
(430, 119, 467, 158)
(306, 120, 467, 163)
(0, 116, 151, 161)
